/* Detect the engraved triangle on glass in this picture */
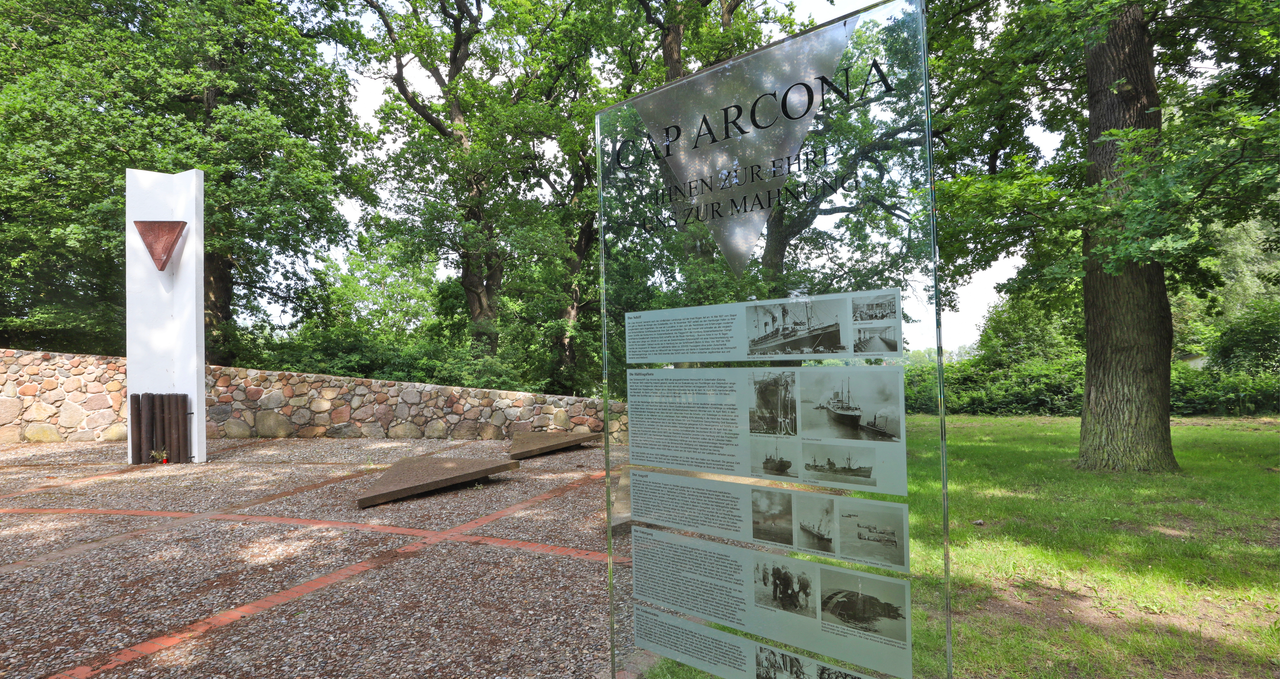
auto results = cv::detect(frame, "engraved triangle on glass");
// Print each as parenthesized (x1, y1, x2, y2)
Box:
(630, 19, 856, 275)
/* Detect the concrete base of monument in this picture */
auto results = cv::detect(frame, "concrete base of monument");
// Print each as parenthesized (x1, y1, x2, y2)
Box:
(356, 456, 520, 508)
(508, 430, 603, 460)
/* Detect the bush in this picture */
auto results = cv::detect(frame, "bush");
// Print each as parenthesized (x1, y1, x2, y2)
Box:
(1210, 297, 1280, 376)
(906, 356, 1278, 417)
(1170, 361, 1280, 416)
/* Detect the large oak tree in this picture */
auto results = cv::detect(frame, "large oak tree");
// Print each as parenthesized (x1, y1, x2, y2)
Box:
(929, 0, 1278, 470)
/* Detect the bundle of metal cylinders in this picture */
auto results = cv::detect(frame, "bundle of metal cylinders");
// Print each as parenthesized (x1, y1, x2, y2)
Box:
(128, 393, 191, 464)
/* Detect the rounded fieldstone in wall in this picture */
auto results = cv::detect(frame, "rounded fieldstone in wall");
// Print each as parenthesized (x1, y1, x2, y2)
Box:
(327, 422, 362, 439)
(258, 391, 286, 409)
(208, 404, 233, 422)
(59, 401, 86, 428)
(423, 419, 448, 439)
(0, 397, 21, 425)
(23, 423, 62, 442)
(101, 423, 128, 441)
(388, 422, 422, 439)
(255, 410, 294, 438)
(0, 425, 21, 444)
(23, 401, 57, 421)
(223, 419, 252, 438)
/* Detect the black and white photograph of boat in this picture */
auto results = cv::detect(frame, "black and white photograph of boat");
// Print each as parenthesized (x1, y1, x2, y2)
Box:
(837, 501, 906, 567)
(795, 494, 836, 554)
(850, 292, 898, 322)
(799, 371, 902, 443)
(756, 646, 815, 679)
(751, 437, 800, 478)
(747, 299, 846, 356)
(802, 442, 877, 488)
(819, 568, 908, 642)
(749, 371, 797, 436)
(754, 557, 819, 619)
(751, 489, 794, 546)
(851, 325, 898, 354)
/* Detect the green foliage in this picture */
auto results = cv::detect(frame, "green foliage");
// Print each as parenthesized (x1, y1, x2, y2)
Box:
(232, 236, 586, 394)
(931, 0, 1278, 308)
(907, 356, 1278, 418)
(1169, 361, 1279, 416)
(0, 0, 371, 359)
(970, 296, 1084, 372)
(903, 292, 1277, 417)
(1210, 298, 1280, 376)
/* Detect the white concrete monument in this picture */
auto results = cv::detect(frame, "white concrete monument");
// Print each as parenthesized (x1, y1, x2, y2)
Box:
(125, 169, 207, 463)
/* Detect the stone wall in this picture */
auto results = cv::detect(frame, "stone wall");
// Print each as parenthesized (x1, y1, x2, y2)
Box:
(0, 350, 129, 443)
(204, 365, 627, 444)
(0, 348, 628, 444)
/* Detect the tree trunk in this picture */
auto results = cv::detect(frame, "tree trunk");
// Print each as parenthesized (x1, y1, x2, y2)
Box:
(661, 16, 685, 82)
(1079, 4, 1177, 471)
(204, 251, 235, 365)
(459, 253, 502, 355)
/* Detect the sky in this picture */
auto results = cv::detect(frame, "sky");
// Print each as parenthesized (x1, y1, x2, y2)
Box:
(334, 0, 1062, 353)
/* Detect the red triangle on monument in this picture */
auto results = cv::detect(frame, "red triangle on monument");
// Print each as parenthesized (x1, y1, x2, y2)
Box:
(133, 221, 187, 272)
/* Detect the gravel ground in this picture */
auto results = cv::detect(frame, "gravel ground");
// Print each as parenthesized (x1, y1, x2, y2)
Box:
(106, 541, 614, 679)
(2, 438, 640, 679)
(0, 512, 173, 563)
(209, 438, 470, 465)
(0, 521, 412, 678)
(0, 442, 130, 466)
(0, 465, 131, 497)
(239, 465, 596, 532)
(2, 463, 365, 513)
(0, 440, 248, 467)
(470, 480, 609, 553)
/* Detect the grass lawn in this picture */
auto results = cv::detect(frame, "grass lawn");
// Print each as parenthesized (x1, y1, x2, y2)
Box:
(636, 415, 1280, 679)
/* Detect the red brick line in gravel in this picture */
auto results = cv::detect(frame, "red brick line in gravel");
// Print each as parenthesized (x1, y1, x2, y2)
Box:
(0, 508, 194, 519)
(0, 471, 374, 575)
(443, 469, 608, 535)
(43, 469, 621, 679)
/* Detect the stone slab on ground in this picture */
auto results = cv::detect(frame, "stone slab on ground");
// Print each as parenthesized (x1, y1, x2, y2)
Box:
(509, 430, 602, 460)
(357, 456, 519, 508)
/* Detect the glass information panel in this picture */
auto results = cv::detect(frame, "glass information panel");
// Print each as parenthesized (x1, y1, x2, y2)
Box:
(597, 1, 952, 677)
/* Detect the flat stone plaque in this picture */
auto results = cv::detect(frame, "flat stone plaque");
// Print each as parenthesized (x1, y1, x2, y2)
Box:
(357, 456, 519, 509)
(508, 431, 602, 460)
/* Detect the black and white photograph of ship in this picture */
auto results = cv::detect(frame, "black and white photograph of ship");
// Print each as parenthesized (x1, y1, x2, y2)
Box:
(851, 325, 898, 354)
(752, 489, 794, 546)
(751, 437, 799, 478)
(747, 299, 846, 356)
(837, 501, 906, 567)
(800, 371, 903, 442)
(819, 568, 908, 642)
(850, 292, 899, 322)
(756, 646, 814, 679)
(749, 371, 797, 436)
(802, 442, 877, 487)
(795, 494, 836, 554)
